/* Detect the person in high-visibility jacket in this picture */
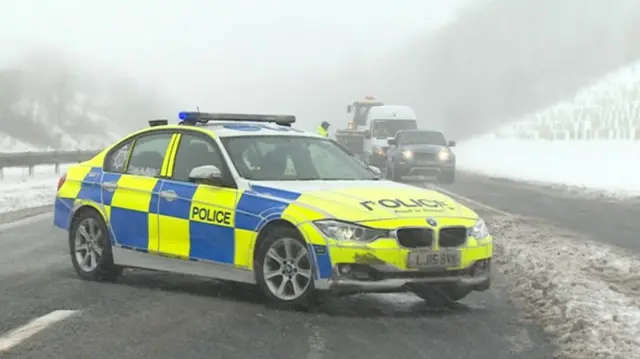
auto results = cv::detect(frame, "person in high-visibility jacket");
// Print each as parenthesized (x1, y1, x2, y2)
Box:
(316, 121, 330, 137)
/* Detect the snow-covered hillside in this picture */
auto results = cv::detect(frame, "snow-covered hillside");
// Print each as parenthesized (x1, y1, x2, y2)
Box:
(490, 60, 640, 141)
(0, 133, 35, 152)
(458, 59, 640, 197)
(0, 64, 173, 152)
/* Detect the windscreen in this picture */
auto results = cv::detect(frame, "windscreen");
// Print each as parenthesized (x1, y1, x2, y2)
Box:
(221, 136, 378, 181)
(371, 119, 418, 139)
(399, 131, 447, 146)
(352, 102, 383, 125)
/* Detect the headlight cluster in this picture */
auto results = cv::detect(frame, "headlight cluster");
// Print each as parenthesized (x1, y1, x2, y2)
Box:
(373, 146, 385, 156)
(437, 149, 451, 161)
(468, 218, 490, 239)
(402, 150, 413, 159)
(314, 220, 389, 242)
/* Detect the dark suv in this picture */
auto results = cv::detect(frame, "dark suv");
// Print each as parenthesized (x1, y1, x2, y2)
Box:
(384, 129, 456, 183)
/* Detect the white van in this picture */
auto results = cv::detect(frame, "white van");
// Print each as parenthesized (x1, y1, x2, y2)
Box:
(363, 105, 418, 169)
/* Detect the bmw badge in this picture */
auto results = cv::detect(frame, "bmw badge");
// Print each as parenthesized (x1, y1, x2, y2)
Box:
(426, 217, 437, 226)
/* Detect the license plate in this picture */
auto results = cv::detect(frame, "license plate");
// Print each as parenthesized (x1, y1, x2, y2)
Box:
(407, 250, 461, 269)
(417, 160, 433, 165)
(401, 175, 427, 181)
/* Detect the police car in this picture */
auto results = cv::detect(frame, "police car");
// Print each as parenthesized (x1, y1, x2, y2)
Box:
(53, 111, 493, 308)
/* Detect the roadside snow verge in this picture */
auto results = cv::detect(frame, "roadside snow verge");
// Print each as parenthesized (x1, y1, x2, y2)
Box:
(455, 138, 640, 198)
(0, 179, 57, 214)
(488, 214, 640, 359)
(0, 165, 66, 214)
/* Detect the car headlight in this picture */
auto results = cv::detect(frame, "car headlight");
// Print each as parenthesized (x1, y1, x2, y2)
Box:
(373, 146, 385, 156)
(468, 217, 490, 239)
(437, 149, 450, 161)
(314, 220, 389, 242)
(402, 150, 413, 159)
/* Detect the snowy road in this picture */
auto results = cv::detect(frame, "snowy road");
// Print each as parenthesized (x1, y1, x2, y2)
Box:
(2, 174, 640, 358)
(437, 173, 640, 358)
(439, 172, 640, 252)
(0, 214, 552, 359)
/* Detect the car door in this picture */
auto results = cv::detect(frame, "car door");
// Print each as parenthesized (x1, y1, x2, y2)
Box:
(156, 130, 240, 265)
(101, 131, 174, 254)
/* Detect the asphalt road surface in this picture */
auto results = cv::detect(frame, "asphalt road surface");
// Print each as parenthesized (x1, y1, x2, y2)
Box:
(438, 172, 640, 252)
(0, 213, 552, 359)
(11, 171, 638, 359)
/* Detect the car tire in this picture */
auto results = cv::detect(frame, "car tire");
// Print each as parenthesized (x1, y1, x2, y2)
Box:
(69, 210, 122, 282)
(408, 283, 471, 307)
(254, 226, 317, 309)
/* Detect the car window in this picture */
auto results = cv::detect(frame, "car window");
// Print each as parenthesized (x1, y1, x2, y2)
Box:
(371, 119, 417, 138)
(307, 142, 359, 179)
(126, 133, 173, 177)
(104, 139, 134, 173)
(400, 131, 447, 146)
(172, 133, 225, 182)
(221, 136, 377, 181)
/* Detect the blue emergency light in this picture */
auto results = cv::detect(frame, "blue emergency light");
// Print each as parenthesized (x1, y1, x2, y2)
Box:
(177, 111, 296, 127)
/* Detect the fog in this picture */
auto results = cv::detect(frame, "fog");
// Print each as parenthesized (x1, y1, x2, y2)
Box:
(0, 0, 464, 137)
(1, 0, 640, 148)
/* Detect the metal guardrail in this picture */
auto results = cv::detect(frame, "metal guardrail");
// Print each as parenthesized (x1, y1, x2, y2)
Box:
(0, 150, 101, 179)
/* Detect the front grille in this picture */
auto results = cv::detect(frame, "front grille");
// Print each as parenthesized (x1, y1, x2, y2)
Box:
(396, 228, 434, 248)
(409, 168, 441, 176)
(413, 152, 437, 161)
(438, 227, 468, 247)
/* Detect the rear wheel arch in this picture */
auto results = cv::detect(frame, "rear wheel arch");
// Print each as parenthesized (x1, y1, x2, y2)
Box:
(68, 205, 121, 282)
(69, 204, 107, 232)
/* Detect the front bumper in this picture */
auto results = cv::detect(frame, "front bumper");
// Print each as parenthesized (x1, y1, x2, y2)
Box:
(313, 242, 493, 295)
(316, 260, 491, 295)
(393, 160, 454, 181)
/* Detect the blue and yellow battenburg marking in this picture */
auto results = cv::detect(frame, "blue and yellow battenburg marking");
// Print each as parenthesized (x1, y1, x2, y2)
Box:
(53, 166, 334, 278)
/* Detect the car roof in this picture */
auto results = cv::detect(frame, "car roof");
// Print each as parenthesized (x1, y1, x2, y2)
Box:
(145, 121, 324, 139)
(400, 129, 443, 134)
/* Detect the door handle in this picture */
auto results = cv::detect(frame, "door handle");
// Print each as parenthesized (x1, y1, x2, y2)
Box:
(101, 182, 118, 192)
(159, 190, 178, 202)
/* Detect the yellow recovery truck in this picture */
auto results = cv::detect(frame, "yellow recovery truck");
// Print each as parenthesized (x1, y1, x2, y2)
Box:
(334, 96, 383, 162)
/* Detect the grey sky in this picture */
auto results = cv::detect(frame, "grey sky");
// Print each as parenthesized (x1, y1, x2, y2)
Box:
(1, 0, 465, 121)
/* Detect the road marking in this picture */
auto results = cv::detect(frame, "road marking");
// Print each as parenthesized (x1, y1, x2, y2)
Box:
(0, 310, 79, 353)
(431, 185, 514, 217)
(306, 324, 326, 359)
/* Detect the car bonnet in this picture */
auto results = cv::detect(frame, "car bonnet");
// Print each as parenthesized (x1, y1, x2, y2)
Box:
(246, 180, 474, 223)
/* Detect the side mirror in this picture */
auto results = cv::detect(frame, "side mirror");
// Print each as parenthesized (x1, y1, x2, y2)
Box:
(347, 105, 352, 113)
(188, 165, 224, 186)
(363, 131, 372, 139)
(448, 140, 456, 147)
(368, 165, 381, 177)
(387, 138, 396, 145)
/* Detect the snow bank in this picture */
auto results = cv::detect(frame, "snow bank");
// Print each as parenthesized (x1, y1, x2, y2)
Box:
(0, 165, 69, 214)
(489, 214, 640, 359)
(454, 59, 640, 198)
(455, 138, 640, 198)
